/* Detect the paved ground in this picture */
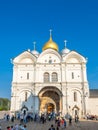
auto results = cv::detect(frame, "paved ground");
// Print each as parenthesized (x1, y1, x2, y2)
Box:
(0, 119, 98, 130)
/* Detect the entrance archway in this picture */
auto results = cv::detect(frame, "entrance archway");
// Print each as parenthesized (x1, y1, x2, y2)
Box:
(21, 105, 28, 115)
(39, 87, 62, 113)
(72, 105, 80, 117)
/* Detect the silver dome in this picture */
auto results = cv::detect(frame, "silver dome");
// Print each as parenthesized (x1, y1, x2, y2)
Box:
(32, 50, 39, 56)
(61, 48, 70, 54)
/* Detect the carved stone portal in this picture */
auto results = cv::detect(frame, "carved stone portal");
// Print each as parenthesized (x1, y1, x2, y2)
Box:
(39, 90, 60, 113)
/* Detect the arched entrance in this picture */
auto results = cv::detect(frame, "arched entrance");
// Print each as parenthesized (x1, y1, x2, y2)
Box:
(47, 103, 54, 113)
(72, 105, 80, 117)
(21, 105, 28, 115)
(39, 87, 62, 114)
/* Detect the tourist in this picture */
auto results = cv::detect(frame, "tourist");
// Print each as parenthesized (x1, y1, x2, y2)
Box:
(7, 126, 11, 130)
(64, 119, 67, 128)
(11, 126, 14, 130)
(14, 124, 19, 130)
(75, 114, 79, 123)
(56, 126, 59, 130)
(48, 124, 55, 130)
(11, 115, 15, 122)
(57, 118, 60, 128)
(23, 125, 27, 130)
(18, 124, 24, 130)
(61, 118, 64, 129)
(0, 124, 1, 130)
(69, 115, 72, 125)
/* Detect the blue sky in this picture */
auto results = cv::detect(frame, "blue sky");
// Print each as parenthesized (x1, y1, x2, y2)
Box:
(0, 0, 98, 99)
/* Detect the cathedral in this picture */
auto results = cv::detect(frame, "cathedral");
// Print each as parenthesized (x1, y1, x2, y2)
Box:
(10, 32, 98, 118)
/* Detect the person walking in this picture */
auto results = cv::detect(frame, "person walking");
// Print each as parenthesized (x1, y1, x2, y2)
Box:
(69, 115, 72, 125)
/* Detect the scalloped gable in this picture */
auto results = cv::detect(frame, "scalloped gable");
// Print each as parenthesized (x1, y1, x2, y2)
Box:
(13, 51, 36, 64)
(37, 48, 61, 63)
(63, 50, 86, 63)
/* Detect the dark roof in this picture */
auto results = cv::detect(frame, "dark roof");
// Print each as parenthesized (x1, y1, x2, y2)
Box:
(90, 89, 98, 98)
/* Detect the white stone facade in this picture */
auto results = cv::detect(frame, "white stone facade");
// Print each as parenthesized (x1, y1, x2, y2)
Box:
(10, 36, 97, 118)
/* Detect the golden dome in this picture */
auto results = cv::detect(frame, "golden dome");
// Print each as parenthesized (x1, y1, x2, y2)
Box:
(42, 36, 58, 51)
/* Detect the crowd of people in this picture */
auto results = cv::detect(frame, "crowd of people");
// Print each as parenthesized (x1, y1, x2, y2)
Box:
(6, 124, 27, 130)
(84, 113, 98, 120)
(0, 112, 80, 130)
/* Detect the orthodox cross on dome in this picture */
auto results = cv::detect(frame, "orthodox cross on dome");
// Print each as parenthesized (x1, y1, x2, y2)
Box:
(64, 40, 67, 48)
(49, 29, 52, 37)
(33, 41, 36, 50)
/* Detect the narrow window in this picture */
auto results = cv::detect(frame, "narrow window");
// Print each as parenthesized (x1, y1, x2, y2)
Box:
(74, 92, 77, 102)
(72, 72, 74, 79)
(75, 110, 77, 115)
(25, 92, 27, 101)
(27, 73, 29, 79)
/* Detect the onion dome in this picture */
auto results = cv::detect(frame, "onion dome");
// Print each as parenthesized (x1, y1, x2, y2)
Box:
(42, 30, 59, 51)
(61, 40, 70, 54)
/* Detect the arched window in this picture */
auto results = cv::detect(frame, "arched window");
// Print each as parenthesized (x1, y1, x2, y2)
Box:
(74, 92, 77, 102)
(44, 72, 50, 82)
(52, 72, 58, 82)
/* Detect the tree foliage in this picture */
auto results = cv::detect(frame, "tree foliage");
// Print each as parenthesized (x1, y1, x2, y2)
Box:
(0, 98, 10, 111)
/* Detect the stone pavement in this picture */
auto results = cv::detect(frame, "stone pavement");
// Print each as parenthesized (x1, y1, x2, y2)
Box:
(0, 119, 98, 130)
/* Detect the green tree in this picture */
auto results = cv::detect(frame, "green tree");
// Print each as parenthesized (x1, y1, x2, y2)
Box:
(0, 98, 10, 111)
